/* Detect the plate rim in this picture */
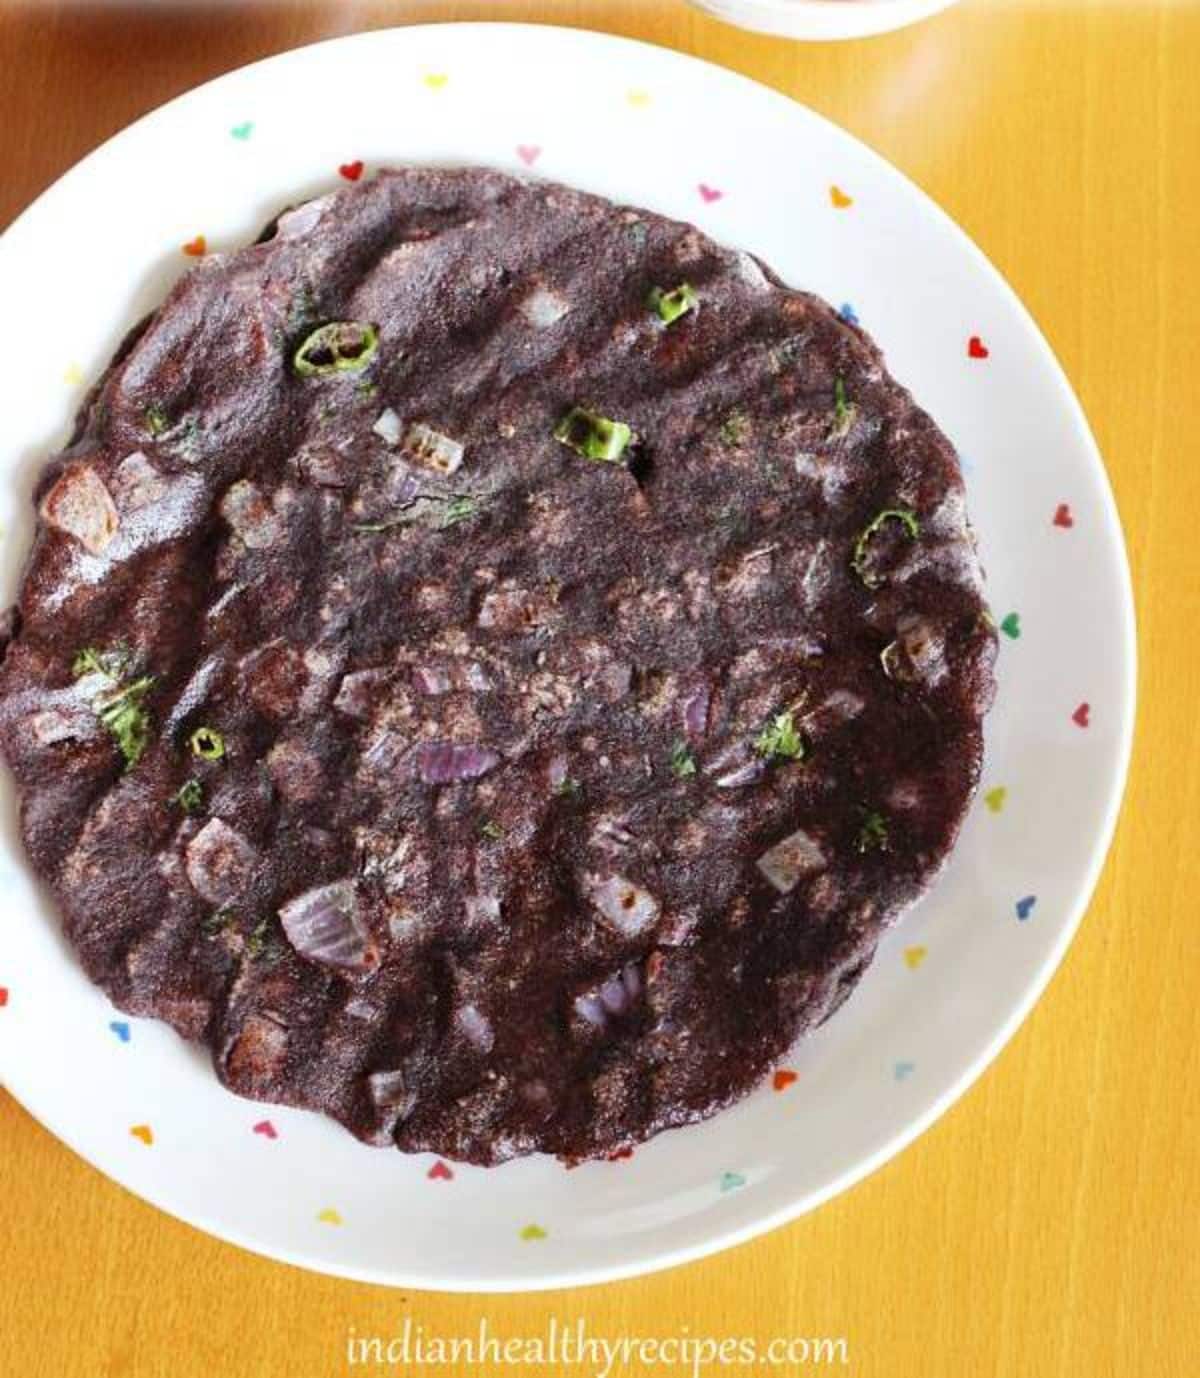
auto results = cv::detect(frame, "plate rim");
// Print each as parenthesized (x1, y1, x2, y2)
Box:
(0, 21, 1137, 1292)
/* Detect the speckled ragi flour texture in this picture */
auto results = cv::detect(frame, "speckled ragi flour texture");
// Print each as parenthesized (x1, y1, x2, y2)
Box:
(0, 168, 996, 1162)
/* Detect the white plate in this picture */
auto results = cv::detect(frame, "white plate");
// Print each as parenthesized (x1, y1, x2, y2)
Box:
(0, 24, 1134, 1291)
(688, 0, 962, 42)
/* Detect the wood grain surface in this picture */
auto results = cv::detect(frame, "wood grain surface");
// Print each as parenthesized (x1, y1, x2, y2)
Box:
(0, 2, 1197, 1375)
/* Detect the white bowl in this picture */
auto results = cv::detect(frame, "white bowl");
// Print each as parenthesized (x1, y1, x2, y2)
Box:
(688, 0, 963, 40)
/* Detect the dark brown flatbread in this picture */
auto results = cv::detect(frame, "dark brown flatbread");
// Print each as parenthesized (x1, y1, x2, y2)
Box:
(0, 168, 996, 1163)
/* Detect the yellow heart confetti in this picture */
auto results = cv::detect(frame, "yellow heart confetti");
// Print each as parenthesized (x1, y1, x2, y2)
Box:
(423, 73, 448, 90)
(317, 1207, 343, 1226)
(63, 363, 85, 386)
(984, 786, 1007, 813)
(903, 945, 927, 971)
(519, 1223, 547, 1241)
(129, 1124, 154, 1145)
(626, 88, 651, 107)
(829, 185, 854, 209)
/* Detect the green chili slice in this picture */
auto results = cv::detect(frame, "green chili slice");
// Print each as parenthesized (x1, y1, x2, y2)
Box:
(647, 282, 699, 325)
(293, 321, 379, 377)
(554, 407, 632, 463)
(851, 508, 920, 589)
(189, 726, 226, 760)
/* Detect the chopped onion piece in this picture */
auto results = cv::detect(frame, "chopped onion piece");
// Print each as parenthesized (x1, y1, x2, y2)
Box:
(582, 872, 661, 937)
(279, 879, 374, 972)
(185, 818, 258, 905)
(598, 974, 627, 1014)
(756, 828, 827, 894)
(221, 480, 280, 549)
(574, 993, 607, 1027)
(333, 668, 388, 718)
(682, 685, 711, 740)
(597, 661, 633, 700)
(368, 1068, 415, 1114)
(714, 758, 765, 790)
(372, 407, 403, 445)
(40, 465, 120, 555)
(520, 286, 571, 327)
(401, 422, 464, 475)
(417, 741, 500, 784)
(464, 894, 502, 924)
(456, 1003, 495, 1052)
(881, 615, 945, 684)
(225, 1013, 288, 1083)
(461, 661, 493, 692)
(412, 665, 451, 696)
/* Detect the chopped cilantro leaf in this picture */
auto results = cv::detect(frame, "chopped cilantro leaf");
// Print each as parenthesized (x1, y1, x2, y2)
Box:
(857, 810, 890, 854)
(669, 739, 698, 778)
(144, 403, 170, 437)
(439, 495, 479, 528)
(831, 376, 854, 437)
(200, 906, 233, 937)
(719, 408, 749, 447)
(245, 918, 270, 959)
(754, 710, 806, 763)
(72, 646, 155, 769)
(173, 778, 204, 814)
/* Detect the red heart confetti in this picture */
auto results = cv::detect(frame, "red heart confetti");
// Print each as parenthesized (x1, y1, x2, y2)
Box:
(427, 1160, 454, 1181)
(516, 144, 541, 167)
(1072, 702, 1091, 728)
(698, 183, 724, 204)
(0, 987, 8, 1008)
(1053, 503, 1074, 528)
(607, 1147, 634, 1162)
(252, 1119, 278, 1139)
(772, 1069, 798, 1091)
(182, 235, 207, 258)
(967, 335, 989, 359)
(339, 160, 364, 182)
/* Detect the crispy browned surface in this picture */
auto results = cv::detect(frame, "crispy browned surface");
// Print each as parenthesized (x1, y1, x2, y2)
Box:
(0, 168, 995, 1162)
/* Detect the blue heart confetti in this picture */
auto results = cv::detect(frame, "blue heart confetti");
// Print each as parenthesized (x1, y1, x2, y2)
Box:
(109, 1020, 131, 1043)
(894, 1061, 915, 1081)
(719, 1171, 746, 1193)
(838, 302, 859, 326)
(1015, 895, 1037, 921)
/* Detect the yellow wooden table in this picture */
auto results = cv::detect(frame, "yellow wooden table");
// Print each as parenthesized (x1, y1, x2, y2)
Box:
(1, 2, 1196, 1375)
